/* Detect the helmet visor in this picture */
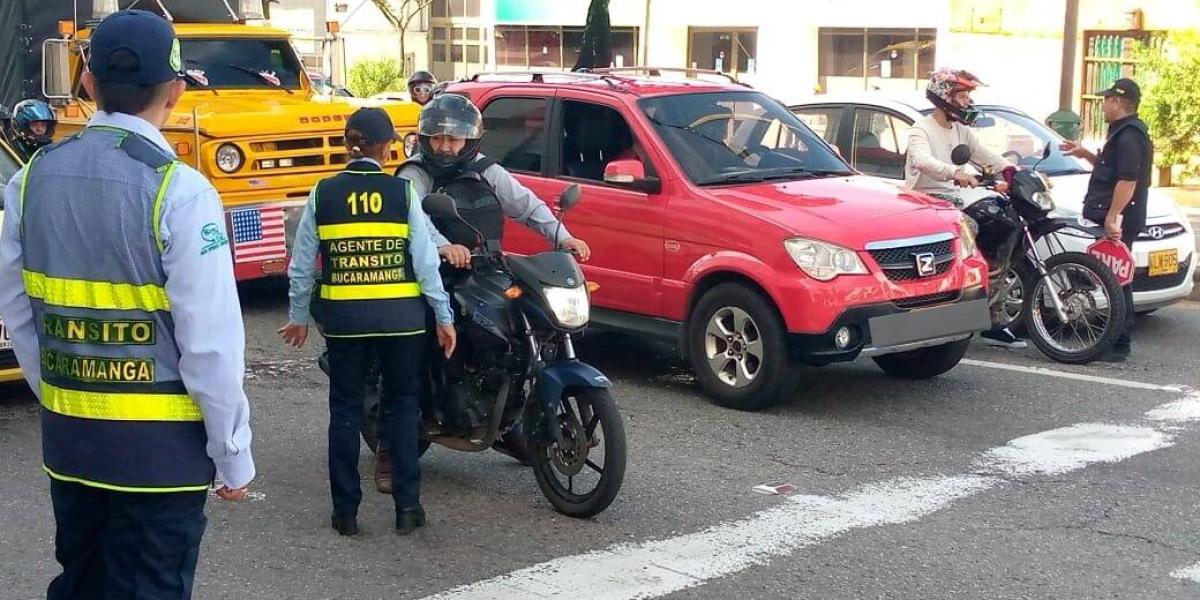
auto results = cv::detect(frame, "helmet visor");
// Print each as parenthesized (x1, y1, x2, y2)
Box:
(418, 114, 482, 139)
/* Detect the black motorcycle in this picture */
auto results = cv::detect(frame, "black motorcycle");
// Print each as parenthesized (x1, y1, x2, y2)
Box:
(321, 185, 626, 518)
(945, 143, 1127, 364)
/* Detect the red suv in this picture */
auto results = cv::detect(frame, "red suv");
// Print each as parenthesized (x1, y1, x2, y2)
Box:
(445, 71, 991, 410)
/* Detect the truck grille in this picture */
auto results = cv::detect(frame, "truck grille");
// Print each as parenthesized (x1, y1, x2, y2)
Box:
(242, 135, 401, 174)
(1133, 255, 1193, 292)
(868, 240, 955, 282)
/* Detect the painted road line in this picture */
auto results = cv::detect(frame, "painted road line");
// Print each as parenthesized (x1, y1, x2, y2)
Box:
(1145, 390, 1200, 423)
(420, 393, 1192, 600)
(962, 358, 1182, 392)
(1171, 562, 1200, 583)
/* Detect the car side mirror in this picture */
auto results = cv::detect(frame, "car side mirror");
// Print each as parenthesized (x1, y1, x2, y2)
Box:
(603, 158, 661, 193)
(950, 144, 972, 166)
(403, 133, 419, 158)
(559, 183, 582, 211)
(421, 193, 459, 219)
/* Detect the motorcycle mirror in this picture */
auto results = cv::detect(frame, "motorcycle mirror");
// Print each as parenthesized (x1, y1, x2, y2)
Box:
(422, 193, 460, 219)
(1042, 141, 1053, 160)
(559, 184, 582, 212)
(950, 144, 972, 166)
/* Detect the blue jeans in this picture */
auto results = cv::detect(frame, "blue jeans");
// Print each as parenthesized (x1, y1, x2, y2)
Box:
(47, 479, 208, 600)
(327, 335, 425, 517)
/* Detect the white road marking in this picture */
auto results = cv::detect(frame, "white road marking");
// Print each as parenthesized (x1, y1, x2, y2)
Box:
(976, 424, 1173, 477)
(962, 358, 1182, 392)
(421, 392, 1194, 600)
(1171, 562, 1200, 583)
(1146, 390, 1200, 423)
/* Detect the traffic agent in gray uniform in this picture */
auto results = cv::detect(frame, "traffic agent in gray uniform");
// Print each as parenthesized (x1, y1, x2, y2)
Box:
(396, 93, 592, 463)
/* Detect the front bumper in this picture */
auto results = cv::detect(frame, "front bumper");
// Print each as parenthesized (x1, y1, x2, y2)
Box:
(789, 285, 990, 365)
(0, 350, 22, 383)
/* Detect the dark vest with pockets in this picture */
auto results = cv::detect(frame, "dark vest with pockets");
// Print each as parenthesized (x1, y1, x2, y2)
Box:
(312, 159, 425, 337)
(401, 156, 504, 248)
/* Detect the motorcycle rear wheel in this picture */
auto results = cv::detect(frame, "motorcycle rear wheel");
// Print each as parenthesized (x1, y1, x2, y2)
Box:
(531, 387, 627, 518)
(1022, 252, 1127, 364)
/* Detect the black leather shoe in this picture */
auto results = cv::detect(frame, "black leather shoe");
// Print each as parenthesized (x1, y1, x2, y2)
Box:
(395, 506, 426, 535)
(331, 514, 359, 536)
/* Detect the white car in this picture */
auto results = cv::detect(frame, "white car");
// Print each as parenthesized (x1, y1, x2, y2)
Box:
(790, 94, 1196, 319)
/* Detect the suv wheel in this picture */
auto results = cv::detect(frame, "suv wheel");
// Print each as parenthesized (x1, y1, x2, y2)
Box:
(687, 284, 799, 411)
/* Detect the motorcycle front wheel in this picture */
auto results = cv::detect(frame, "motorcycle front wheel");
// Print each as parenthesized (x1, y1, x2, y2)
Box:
(531, 387, 627, 519)
(1022, 252, 1127, 364)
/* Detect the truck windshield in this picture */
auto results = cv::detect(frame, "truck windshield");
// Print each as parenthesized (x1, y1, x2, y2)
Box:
(179, 38, 303, 91)
(640, 91, 853, 186)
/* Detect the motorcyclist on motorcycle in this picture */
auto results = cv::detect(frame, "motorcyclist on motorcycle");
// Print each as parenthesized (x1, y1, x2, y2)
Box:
(396, 93, 591, 465)
(905, 68, 1024, 349)
(407, 70, 438, 107)
(9, 99, 58, 161)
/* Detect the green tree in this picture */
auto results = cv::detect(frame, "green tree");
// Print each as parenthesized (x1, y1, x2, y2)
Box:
(348, 57, 406, 98)
(1136, 31, 1200, 182)
(370, 0, 436, 76)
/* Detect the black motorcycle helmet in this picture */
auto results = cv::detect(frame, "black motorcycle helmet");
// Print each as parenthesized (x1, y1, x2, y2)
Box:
(12, 99, 57, 149)
(407, 70, 438, 106)
(417, 93, 483, 174)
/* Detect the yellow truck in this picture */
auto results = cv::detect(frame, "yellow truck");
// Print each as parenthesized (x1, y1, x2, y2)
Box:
(40, 1, 420, 280)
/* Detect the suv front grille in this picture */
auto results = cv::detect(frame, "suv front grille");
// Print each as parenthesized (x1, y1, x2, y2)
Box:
(893, 290, 960, 309)
(868, 240, 955, 282)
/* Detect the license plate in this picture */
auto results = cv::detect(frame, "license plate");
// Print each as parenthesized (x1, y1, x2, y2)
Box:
(0, 319, 11, 352)
(1149, 249, 1179, 277)
(868, 299, 991, 349)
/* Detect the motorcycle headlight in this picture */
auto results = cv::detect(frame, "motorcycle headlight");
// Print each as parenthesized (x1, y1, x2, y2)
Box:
(784, 238, 867, 281)
(1032, 190, 1055, 212)
(958, 215, 978, 259)
(543, 285, 590, 328)
(216, 143, 244, 173)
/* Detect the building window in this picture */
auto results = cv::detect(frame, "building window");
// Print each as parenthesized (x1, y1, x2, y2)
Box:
(818, 28, 936, 90)
(688, 29, 757, 75)
(431, 0, 480, 19)
(494, 25, 639, 70)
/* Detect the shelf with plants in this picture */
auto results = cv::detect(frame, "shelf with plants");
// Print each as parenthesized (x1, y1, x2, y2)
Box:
(1079, 30, 1164, 140)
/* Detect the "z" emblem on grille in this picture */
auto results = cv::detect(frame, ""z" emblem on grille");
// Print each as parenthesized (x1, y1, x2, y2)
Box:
(914, 252, 937, 276)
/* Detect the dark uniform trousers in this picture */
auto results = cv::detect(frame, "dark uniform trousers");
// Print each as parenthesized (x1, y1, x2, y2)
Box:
(327, 335, 426, 517)
(47, 480, 207, 600)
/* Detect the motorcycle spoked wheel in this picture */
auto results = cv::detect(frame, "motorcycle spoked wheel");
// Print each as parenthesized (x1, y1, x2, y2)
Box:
(531, 388, 627, 519)
(1021, 252, 1127, 364)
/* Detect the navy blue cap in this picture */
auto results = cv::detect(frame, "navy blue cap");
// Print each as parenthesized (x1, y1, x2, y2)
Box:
(88, 10, 183, 85)
(1096, 78, 1141, 104)
(346, 108, 397, 145)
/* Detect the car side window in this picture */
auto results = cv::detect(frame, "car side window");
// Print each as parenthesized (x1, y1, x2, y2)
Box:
(792, 107, 842, 145)
(851, 108, 908, 180)
(479, 97, 549, 173)
(559, 100, 644, 183)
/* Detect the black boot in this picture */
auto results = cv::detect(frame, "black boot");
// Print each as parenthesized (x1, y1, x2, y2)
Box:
(331, 514, 359, 536)
(396, 506, 426, 535)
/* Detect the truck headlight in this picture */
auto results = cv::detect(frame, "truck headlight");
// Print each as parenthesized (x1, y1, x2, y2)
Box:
(958, 215, 978, 259)
(216, 143, 244, 173)
(543, 285, 590, 328)
(784, 238, 867, 281)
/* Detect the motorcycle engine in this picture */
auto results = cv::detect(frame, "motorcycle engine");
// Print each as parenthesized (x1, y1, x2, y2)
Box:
(439, 326, 514, 432)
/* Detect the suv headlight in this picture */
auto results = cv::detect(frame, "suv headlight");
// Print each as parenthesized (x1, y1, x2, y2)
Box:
(958, 215, 978, 259)
(216, 143, 244, 173)
(543, 285, 590, 328)
(784, 238, 867, 281)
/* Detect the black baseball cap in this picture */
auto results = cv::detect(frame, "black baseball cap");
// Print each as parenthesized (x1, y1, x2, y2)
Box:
(346, 108, 397, 145)
(88, 10, 183, 85)
(1096, 78, 1141, 104)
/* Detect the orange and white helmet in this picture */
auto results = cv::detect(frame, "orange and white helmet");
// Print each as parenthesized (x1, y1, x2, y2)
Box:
(926, 68, 984, 124)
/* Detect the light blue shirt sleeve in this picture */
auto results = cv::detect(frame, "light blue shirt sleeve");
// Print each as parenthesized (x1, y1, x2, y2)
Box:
(286, 189, 319, 325)
(160, 169, 256, 490)
(406, 179, 454, 325)
(0, 167, 44, 397)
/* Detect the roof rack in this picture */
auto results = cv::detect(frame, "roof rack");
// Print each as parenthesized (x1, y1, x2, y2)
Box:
(466, 71, 626, 89)
(590, 67, 750, 87)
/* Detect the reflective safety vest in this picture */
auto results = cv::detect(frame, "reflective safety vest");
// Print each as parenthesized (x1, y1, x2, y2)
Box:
(311, 160, 426, 337)
(20, 126, 214, 493)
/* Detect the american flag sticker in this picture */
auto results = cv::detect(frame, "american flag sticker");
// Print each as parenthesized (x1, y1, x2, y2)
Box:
(229, 206, 287, 264)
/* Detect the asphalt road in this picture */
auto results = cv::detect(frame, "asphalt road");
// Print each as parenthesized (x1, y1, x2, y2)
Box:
(2, 280, 1199, 600)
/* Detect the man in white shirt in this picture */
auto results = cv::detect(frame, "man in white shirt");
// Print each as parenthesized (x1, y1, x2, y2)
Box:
(905, 68, 1024, 349)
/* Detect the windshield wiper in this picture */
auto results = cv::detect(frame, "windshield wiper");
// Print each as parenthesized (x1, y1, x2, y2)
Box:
(648, 116, 747, 158)
(182, 60, 218, 95)
(699, 167, 854, 186)
(226, 64, 294, 94)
